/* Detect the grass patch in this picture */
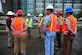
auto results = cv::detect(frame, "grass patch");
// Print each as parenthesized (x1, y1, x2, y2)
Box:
(77, 26, 82, 30)
(0, 25, 6, 30)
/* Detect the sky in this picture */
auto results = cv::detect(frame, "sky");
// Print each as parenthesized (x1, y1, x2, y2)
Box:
(0, 0, 2, 13)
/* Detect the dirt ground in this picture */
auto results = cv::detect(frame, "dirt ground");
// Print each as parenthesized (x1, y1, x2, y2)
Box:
(0, 28, 82, 55)
(0, 28, 45, 55)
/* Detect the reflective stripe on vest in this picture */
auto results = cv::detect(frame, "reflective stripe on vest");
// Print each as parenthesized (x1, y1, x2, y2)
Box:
(26, 18, 33, 27)
(13, 17, 26, 36)
(38, 18, 44, 26)
(48, 14, 57, 32)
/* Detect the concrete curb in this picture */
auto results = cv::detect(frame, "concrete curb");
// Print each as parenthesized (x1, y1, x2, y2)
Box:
(0, 30, 6, 32)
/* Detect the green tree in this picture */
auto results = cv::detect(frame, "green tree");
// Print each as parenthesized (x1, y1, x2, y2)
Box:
(77, 11, 82, 18)
(23, 12, 27, 17)
(42, 10, 46, 17)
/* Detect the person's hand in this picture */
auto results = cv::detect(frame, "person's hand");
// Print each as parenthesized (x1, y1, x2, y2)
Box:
(41, 32, 45, 39)
(42, 34, 44, 39)
(38, 26, 40, 28)
(62, 32, 67, 35)
(14, 31, 21, 34)
(72, 32, 77, 35)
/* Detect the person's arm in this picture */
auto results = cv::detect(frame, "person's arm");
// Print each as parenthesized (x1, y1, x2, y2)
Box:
(73, 26, 77, 35)
(42, 24, 47, 33)
(21, 20, 28, 32)
(11, 21, 15, 32)
(66, 19, 73, 33)
(42, 16, 50, 38)
(37, 19, 40, 28)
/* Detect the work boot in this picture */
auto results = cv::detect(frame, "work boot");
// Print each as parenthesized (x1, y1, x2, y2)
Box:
(38, 36, 41, 39)
(7, 45, 12, 48)
(28, 36, 32, 39)
(40, 38, 44, 41)
(55, 47, 59, 50)
(21, 53, 26, 55)
(7, 44, 12, 48)
(14, 53, 18, 55)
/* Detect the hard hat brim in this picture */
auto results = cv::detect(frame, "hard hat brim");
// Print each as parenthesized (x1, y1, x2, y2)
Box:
(66, 10, 74, 13)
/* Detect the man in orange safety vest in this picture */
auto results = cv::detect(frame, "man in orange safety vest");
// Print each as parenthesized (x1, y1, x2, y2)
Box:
(55, 10, 64, 50)
(42, 5, 57, 55)
(37, 13, 44, 39)
(62, 6, 77, 55)
(11, 9, 27, 55)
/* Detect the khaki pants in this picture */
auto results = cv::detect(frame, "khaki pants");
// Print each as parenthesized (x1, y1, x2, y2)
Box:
(6, 27, 13, 47)
(62, 35, 75, 55)
(14, 36, 26, 55)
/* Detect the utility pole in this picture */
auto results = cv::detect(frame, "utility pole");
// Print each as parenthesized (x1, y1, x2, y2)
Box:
(44, 0, 45, 13)
(53, 0, 55, 14)
(80, 0, 82, 11)
(72, 0, 74, 8)
(62, 0, 65, 15)
(2, 0, 6, 13)
(34, 0, 36, 16)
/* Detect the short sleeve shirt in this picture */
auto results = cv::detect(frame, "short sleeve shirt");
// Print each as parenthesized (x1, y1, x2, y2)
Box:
(43, 15, 50, 25)
(57, 16, 63, 25)
(58, 19, 62, 25)
(43, 15, 50, 31)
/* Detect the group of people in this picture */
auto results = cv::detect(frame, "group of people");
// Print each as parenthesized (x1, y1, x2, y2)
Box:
(6, 4, 77, 55)
(37, 5, 77, 55)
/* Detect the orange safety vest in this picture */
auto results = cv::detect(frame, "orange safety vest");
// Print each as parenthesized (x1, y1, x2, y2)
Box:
(48, 14, 57, 32)
(62, 19, 68, 35)
(67, 15, 77, 32)
(62, 15, 77, 35)
(12, 17, 27, 37)
(37, 18, 44, 27)
(56, 16, 64, 32)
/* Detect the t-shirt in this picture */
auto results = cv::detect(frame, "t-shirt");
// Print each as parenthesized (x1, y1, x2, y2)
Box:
(58, 19, 62, 25)
(6, 18, 12, 30)
(57, 16, 63, 25)
(43, 15, 50, 25)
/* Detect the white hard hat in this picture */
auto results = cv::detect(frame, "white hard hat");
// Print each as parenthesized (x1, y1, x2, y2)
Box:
(7, 11, 13, 15)
(27, 13, 31, 16)
(46, 5, 54, 10)
(39, 13, 43, 16)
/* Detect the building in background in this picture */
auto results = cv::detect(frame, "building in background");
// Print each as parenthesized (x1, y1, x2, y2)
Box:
(1, 0, 82, 16)
(21, 0, 82, 16)
(12, 0, 21, 12)
(0, 0, 2, 13)
(2, 0, 12, 13)
(20, 0, 27, 12)
(2, 0, 20, 13)
(36, 0, 44, 15)
(27, 0, 34, 16)
(64, 0, 82, 14)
